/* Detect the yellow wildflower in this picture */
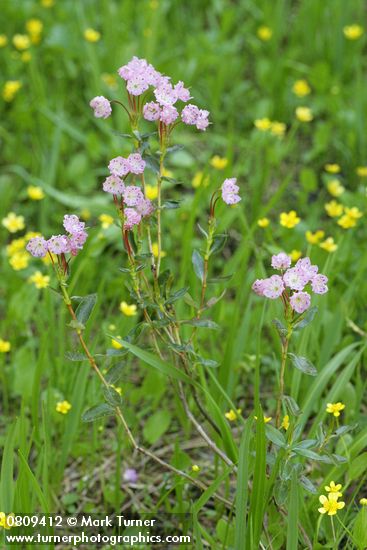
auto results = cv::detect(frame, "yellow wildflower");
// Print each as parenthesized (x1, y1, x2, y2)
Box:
(119, 301, 137, 316)
(326, 402, 345, 417)
(257, 26, 272, 41)
(306, 230, 325, 244)
(356, 166, 367, 177)
(99, 213, 113, 229)
(12, 34, 30, 50)
(257, 217, 270, 228)
(110, 384, 122, 395)
(225, 408, 242, 421)
(6, 238, 25, 257)
(325, 481, 343, 498)
(210, 155, 228, 170)
(9, 252, 29, 271)
(111, 336, 123, 350)
(319, 237, 338, 253)
(338, 215, 357, 229)
(318, 493, 345, 516)
(145, 184, 158, 200)
(2, 212, 25, 233)
(327, 179, 345, 197)
(343, 25, 364, 40)
(56, 401, 72, 414)
(2, 80, 22, 102)
(41, 0, 55, 6)
(344, 207, 362, 219)
(151, 242, 166, 258)
(270, 121, 286, 137)
(192, 464, 200, 472)
(295, 106, 313, 122)
(325, 200, 343, 218)
(162, 167, 173, 178)
(84, 28, 101, 42)
(27, 185, 45, 200)
(280, 210, 300, 229)
(0, 339, 11, 353)
(192, 171, 209, 188)
(26, 19, 43, 44)
(254, 415, 272, 423)
(360, 498, 367, 506)
(290, 249, 302, 262)
(25, 231, 41, 241)
(292, 79, 311, 97)
(0, 34, 8, 47)
(28, 271, 50, 289)
(0, 512, 15, 529)
(101, 73, 118, 90)
(324, 163, 340, 174)
(281, 415, 290, 430)
(254, 117, 272, 131)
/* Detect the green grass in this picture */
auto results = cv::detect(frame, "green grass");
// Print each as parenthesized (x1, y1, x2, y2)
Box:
(1, 0, 367, 548)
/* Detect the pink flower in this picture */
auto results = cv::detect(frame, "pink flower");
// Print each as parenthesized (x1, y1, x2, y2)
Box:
(26, 236, 48, 258)
(262, 275, 285, 299)
(154, 83, 178, 106)
(295, 257, 318, 282)
(290, 291, 311, 313)
(118, 57, 161, 87)
(124, 208, 141, 230)
(160, 105, 179, 125)
(252, 279, 266, 296)
(143, 101, 161, 121)
(127, 153, 146, 174)
(181, 104, 200, 125)
(136, 198, 154, 217)
(67, 230, 88, 255)
(311, 274, 328, 294)
(63, 214, 85, 234)
(103, 175, 125, 195)
(89, 96, 112, 119)
(221, 178, 241, 205)
(108, 156, 130, 177)
(283, 268, 307, 291)
(123, 468, 138, 483)
(123, 186, 145, 207)
(174, 81, 191, 102)
(126, 74, 149, 96)
(47, 235, 69, 255)
(271, 252, 291, 270)
(196, 109, 210, 131)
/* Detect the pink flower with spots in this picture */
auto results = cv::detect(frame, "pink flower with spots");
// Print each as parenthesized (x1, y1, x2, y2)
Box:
(103, 175, 125, 195)
(262, 275, 285, 299)
(221, 178, 241, 205)
(154, 83, 178, 106)
(196, 109, 210, 131)
(143, 101, 161, 121)
(124, 208, 142, 230)
(47, 235, 69, 255)
(271, 252, 291, 270)
(174, 81, 191, 102)
(311, 274, 328, 294)
(181, 104, 200, 125)
(160, 105, 179, 125)
(283, 268, 307, 291)
(89, 96, 112, 119)
(123, 186, 145, 207)
(126, 74, 149, 96)
(252, 279, 266, 296)
(67, 231, 88, 255)
(136, 198, 154, 217)
(290, 291, 311, 313)
(108, 156, 130, 177)
(127, 153, 146, 175)
(26, 236, 48, 258)
(295, 257, 318, 282)
(63, 215, 85, 234)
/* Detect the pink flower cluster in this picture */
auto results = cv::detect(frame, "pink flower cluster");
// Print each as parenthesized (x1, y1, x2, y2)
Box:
(252, 253, 328, 314)
(26, 215, 88, 258)
(108, 152, 146, 177)
(221, 178, 241, 205)
(89, 56, 210, 131)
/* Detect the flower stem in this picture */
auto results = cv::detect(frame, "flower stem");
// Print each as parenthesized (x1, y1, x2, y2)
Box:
(276, 333, 290, 427)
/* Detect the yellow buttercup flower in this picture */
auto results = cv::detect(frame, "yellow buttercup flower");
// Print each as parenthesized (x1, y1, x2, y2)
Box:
(326, 402, 345, 417)
(319, 237, 337, 253)
(281, 415, 290, 430)
(111, 336, 123, 350)
(2, 80, 22, 102)
(327, 179, 345, 197)
(295, 106, 313, 122)
(84, 28, 101, 42)
(325, 481, 343, 498)
(254, 415, 272, 423)
(254, 117, 272, 131)
(145, 184, 158, 200)
(56, 400, 72, 414)
(344, 207, 362, 219)
(360, 498, 367, 506)
(292, 79, 311, 97)
(0, 339, 11, 353)
(151, 242, 166, 258)
(280, 210, 300, 229)
(270, 121, 286, 137)
(210, 155, 228, 170)
(257, 26, 272, 41)
(27, 185, 45, 200)
(356, 166, 367, 177)
(28, 271, 50, 289)
(2, 212, 25, 233)
(192, 464, 200, 472)
(324, 163, 340, 174)
(0, 34, 8, 47)
(343, 25, 364, 40)
(26, 18, 43, 44)
(25, 231, 41, 241)
(192, 171, 209, 188)
(325, 200, 343, 218)
(99, 213, 113, 229)
(225, 408, 242, 421)
(6, 238, 26, 257)
(12, 34, 30, 50)
(338, 215, 356, 229)
(290, 250, 302, 262)
(0, 512, 15, 529)
(257, 217, 270, 228)
(120, 301, 137, 316)
(306, 230, 325, 244)
(9, 252, 29, 271)
(318, 493, 345, 516)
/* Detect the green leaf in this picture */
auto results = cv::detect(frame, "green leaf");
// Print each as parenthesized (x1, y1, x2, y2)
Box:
(234, 419, 253, 550)
(353, 508, 367, 550)
(143, 410, 171, 444)
(283, 395, 301, 416)
(165, 287, 189, 304)
(103, 386, 122, 407)
(273, 318, 288, 344)
(192, 250, 204, 282)
(82, 403, 115, 423)
(349, 452, 367, 481)
(75, 294, 97, 325)
(286, 470, 299, 550)
(288, 353, 317, 376)
(105, 363, 125, 384)
(265, 425, 286, 447)
(184, 319, 220, 329)
(210, 234, 227, 255)
(299, 475, 317, 494)
(293, 306, 318, 330)
(65, 351, 87, 362)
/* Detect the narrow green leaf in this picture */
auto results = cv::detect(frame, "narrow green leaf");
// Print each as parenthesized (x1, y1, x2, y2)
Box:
(286, 470, 299, 550)
(65, 351, 87, 362)
(75, 293, 97, 325)
(82, 403, 115, 423)
(288, 353, 317, 376)
(103, 386, 123, 407)
(192, 250, 204, 282)
(234, 419, 253, 550)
